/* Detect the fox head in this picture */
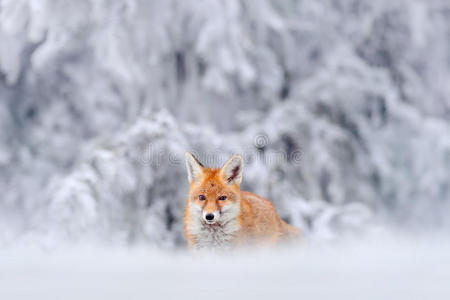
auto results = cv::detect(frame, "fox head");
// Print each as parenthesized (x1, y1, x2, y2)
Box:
(185, 153, 243, 225)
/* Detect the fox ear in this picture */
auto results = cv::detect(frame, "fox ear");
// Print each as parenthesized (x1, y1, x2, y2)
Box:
(185, 152, 204, 183)
(220, 154, 244, 185)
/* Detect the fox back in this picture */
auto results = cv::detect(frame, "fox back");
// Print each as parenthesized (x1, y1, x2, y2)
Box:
(184, 153, 299, 250)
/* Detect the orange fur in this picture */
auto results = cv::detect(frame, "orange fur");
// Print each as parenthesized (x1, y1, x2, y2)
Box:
(184, 154, 299, 250)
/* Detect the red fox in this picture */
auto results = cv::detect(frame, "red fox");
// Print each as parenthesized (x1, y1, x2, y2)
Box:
(184, 153, 299, 250)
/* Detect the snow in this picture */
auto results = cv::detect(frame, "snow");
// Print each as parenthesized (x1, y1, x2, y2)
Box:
(1, 3, 450, 297)
(1, 236, 449, 300)
(1, 0, 450, 248)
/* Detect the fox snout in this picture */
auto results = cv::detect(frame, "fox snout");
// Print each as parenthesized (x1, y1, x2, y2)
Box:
(202, 210, 219, 224)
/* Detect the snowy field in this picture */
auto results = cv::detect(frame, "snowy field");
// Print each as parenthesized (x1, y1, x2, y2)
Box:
(1, 236, 449, 300)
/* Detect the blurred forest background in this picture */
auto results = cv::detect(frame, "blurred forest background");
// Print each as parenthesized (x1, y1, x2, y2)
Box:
(1, 0, 450, 249)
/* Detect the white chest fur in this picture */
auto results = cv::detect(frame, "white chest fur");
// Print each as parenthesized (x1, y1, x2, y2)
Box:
(187, 203, 240, 249)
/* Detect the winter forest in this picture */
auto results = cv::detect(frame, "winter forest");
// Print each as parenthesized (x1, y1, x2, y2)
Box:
(1, 0, 450, 298)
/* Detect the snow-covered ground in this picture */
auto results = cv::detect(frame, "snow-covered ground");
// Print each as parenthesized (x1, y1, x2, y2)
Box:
(1, 236, 449, 300)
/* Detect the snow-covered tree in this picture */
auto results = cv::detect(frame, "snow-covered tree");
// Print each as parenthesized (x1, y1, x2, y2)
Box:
(1, 0, 450, 247)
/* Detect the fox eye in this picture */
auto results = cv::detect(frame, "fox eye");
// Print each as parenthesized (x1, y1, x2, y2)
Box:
(218, 195, 227, 201)
(198, 195, 206, 201)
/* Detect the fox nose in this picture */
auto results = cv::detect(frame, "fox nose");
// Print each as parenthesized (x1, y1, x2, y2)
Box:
(205, 213, 214, 221)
